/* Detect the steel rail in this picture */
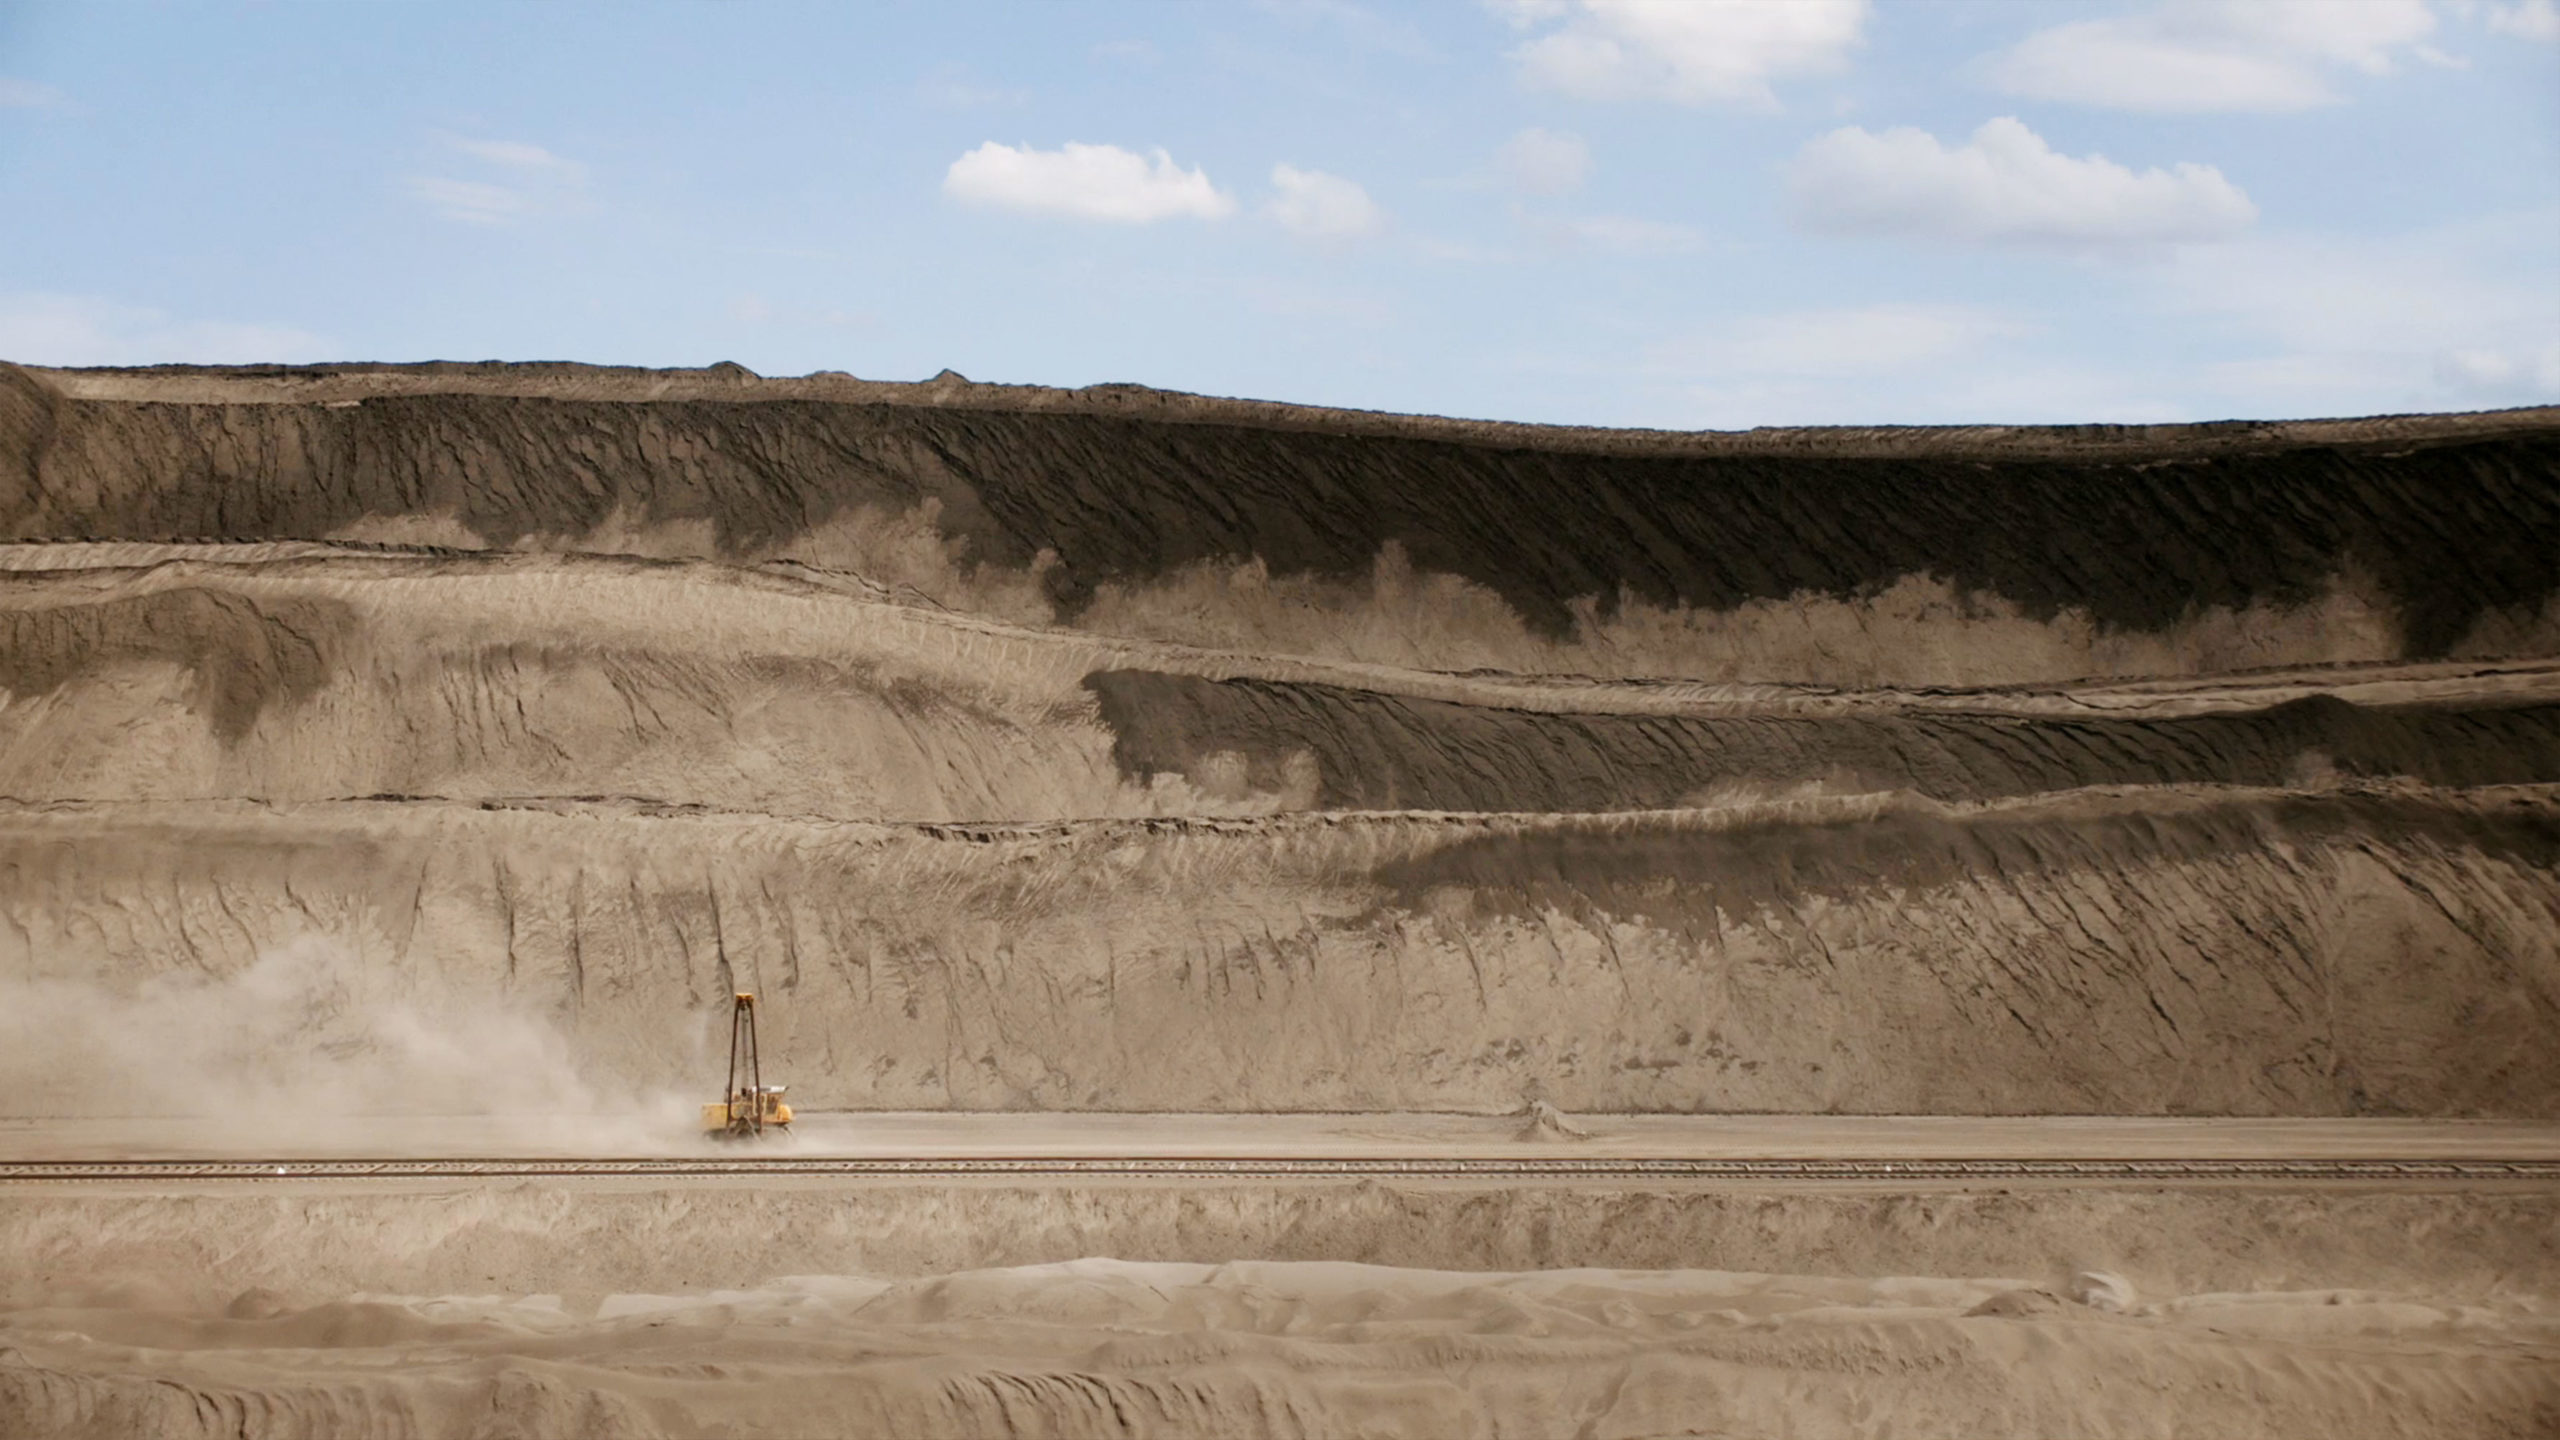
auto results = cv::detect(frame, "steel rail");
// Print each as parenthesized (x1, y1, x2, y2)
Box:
(4, 1157, 2557, 1183)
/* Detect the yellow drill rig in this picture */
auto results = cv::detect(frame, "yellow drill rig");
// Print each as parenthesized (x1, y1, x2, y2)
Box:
(702, 992, 791, 1138)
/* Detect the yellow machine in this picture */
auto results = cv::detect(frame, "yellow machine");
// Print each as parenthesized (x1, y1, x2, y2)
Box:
(702, 992, 792, 1138)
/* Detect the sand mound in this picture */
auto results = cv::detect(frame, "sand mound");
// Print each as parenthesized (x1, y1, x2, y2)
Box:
(5, 361, 2558, 1434)
(6, 1256, 2553, 1439)
(0, 553, 2551, 824)
(4, 785, 2554, 1115)
(8, 362, 2556, 684)
(1088, 668, 2560, 811)
(1516, 1099, 1593, 1141)
(1, 373, 2555, 1118)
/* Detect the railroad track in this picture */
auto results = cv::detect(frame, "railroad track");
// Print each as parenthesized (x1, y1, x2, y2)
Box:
(5, 1157, 2557, 1183)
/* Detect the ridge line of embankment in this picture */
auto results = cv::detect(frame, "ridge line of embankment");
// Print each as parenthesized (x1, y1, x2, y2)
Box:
(1, 779, 2549, 842)
(8, 1157, 2558, 1185)
(21, 360, 2560, 461)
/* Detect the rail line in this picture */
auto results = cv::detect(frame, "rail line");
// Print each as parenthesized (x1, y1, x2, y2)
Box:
(5, 1157, 2557, 1184)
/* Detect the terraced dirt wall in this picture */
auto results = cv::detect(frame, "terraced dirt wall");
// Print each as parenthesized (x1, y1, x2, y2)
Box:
(4, 788, 2553, 1116)
(3, 361, 2557, 1119)
(9, 362, 2558, 685)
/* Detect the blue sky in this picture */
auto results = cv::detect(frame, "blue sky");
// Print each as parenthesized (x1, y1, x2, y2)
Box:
(2, 0, 2554, 426)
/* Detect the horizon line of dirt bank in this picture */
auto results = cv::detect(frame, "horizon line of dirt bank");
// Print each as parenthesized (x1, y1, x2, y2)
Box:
(21, 358, 2560, 461)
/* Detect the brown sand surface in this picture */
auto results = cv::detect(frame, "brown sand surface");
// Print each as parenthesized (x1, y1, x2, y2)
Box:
(10, 1257, 2556, 1439)
(5, 1112, 2556, 1161)
(6, 786, 2554, 1116)
(6, 1172, 2558, 1439)
(4, 362, 2558, 1435)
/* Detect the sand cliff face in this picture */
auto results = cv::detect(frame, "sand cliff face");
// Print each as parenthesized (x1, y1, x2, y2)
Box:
(2, 360, 2557, 1116)
(9, 361, 2558, 684)
(3, 788, 2553, 1115)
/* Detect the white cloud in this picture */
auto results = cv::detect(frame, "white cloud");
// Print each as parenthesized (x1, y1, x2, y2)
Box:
(406, 177, 542, 226)
(1267, 165, 1386, 240)
(1788, 116, 2256, 248)
(1499, 128, 1591, 195)
(407, 136, 589, 225)
(1507, 0, 1868, 106)
(2486, 0, 2560, 40)
(1537, 213, 1705, 255)
(943, 141, 1236, 224)
(1983, 0, 2440, 113)
(0, 292, 329, 366)
(0, 78, 65, 108)
(448, 139, 585, 179)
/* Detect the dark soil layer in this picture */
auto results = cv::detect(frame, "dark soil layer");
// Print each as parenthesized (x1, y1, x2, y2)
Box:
(1089, 672, 2560, 810)
(0, 588, 348, 742)
(8, 363, 2557, 652)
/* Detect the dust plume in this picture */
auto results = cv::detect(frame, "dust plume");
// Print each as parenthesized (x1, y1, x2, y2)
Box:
(0, 937, 695, 1152)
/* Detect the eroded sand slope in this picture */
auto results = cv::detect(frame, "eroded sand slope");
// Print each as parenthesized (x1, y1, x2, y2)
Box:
(9, 361, 2559, 684)
(2, 362, 2558, 1117)
(4, 789, 2556, 1115)
(5, 362, 2559, 1436)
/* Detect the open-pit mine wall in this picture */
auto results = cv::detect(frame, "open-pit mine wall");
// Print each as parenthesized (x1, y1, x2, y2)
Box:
(2, 361, 2557, 1117)
(9, 361, 2559, 684)
(4, 789, 2555, 1116)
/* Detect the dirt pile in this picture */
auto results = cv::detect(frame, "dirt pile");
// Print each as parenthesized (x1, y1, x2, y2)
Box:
(0, 361, 2556, 1118)
(8, 361, 2558, 684)
(11, 1260, 2553, 1440)
(5, 361, 2559, 1437)
(1, 551, 2554, 820)
(1087, 670, 2560, 811)
(7, 1180, 2557, 1439)
(4, 786, 2552, 1115)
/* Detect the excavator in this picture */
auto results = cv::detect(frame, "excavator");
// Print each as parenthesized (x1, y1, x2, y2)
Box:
(702, 992, 792, 1138)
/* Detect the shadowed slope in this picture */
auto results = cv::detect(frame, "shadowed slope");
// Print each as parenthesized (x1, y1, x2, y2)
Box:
(7, 363, 2557, 683)
(1088, 671, 2560, 811)
(1, 552, 2553, 818)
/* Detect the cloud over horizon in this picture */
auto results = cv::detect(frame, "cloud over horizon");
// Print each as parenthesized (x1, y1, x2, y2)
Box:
(407, 137, 589, 226)
(0, 291, 330, 367)
(2486, 0, 2560, 42)
(1982, 0, 2441, 113)
(1789, 117, 2258, 248)
(1501, 0, 1868, 107)
(943, 141, 1237, 223)
(1267, 165, 1386, 240)
(1498, 127, 1591, 195)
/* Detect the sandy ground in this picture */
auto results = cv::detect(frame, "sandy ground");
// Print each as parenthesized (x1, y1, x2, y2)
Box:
(10, 1255, 2556, 1439)
(7, 1164, 2558, 1439)
(7, 1117, 2558, 1438)
(5, 1111, 2558, 1161)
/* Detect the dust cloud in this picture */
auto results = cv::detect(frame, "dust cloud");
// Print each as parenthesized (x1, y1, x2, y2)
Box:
(0, 937, 695, 1152)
